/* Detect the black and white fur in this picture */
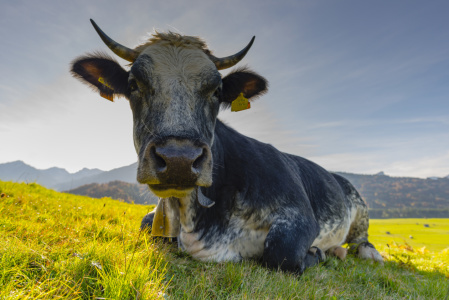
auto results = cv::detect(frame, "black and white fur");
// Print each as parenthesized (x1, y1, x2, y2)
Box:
(142, 122, 383, 272)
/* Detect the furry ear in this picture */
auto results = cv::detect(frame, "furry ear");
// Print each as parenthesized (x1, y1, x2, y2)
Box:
(71, 53, 129, 101)
(221, 68, 268, 108)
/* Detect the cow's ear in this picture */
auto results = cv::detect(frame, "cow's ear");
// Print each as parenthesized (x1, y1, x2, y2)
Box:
(221, 68, 268, 108)
(71, 53, 129, 101)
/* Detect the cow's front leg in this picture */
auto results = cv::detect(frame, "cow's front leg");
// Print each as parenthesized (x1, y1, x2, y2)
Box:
(262, 216, 322, 274)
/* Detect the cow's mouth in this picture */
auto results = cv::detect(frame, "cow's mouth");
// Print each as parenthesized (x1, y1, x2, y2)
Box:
(149, 184, 195, 191)
(148, 185, 215, 208)
(148, 184, 195, 198)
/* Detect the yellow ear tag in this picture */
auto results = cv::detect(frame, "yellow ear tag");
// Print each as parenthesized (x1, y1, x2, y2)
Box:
(98, 77, 114, 101)
(231, 93, 251, 112)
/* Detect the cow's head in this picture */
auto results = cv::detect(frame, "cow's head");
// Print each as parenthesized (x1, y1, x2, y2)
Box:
(71, 20, 267, 199)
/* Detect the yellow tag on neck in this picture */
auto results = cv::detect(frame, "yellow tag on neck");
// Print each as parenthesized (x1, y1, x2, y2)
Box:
(151, 198, 180, 238)
(231, 93, 251, 112)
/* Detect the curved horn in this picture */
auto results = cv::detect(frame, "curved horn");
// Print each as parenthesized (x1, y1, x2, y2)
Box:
(90, 19, 139, 62)
(209, 36, 255, 70)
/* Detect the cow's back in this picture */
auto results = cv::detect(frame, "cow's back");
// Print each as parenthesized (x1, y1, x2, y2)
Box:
(214, 120, 352, 223)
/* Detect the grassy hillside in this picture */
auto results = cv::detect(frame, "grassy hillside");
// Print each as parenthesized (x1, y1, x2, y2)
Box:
(65, 180, 158, 205)
(0, 181, 448, 299)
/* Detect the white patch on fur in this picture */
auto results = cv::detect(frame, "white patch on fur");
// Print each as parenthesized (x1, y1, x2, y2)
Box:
(312, 205, 357, 252)
(177, 192, 270, 262)
(228, 215, 269, 259)
(180, 230, 237, 262)
(178, 217, 269, 262)
(312, 221, 349, 252)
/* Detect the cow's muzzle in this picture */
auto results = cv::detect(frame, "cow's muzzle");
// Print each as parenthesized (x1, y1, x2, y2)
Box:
(137, 139, 212, 197)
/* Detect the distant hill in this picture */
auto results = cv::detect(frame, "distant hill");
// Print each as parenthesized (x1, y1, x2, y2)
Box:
(0, 161, 103, 189)
(1, 161, 448, 216)
(65, 180, 158, 205)
(54, 163, 139, 191)
(335, 172, 449, 210)
(0, 161, 138, 191)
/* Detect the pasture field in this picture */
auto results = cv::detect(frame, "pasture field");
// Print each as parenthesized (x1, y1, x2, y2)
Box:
(0, 181, 448, 299)
(369, 218, 449, 252)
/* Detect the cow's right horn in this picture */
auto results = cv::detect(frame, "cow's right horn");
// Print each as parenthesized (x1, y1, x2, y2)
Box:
(209, 36, 255, 70)
(90, 19, 139, 62)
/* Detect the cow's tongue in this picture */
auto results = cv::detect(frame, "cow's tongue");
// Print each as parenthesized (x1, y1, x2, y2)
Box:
(151, 198, 180, 238)
(197, 187, 215, 208)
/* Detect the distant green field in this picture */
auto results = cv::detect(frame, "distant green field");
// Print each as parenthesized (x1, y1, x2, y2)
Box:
(369, 218, 449, 252)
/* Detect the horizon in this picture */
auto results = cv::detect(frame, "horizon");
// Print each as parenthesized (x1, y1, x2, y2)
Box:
(1, 1, 449, 178)
(3, 159, 448, 180)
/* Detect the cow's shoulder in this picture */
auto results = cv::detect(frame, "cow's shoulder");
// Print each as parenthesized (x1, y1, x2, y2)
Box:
(213, 120, 311, 206)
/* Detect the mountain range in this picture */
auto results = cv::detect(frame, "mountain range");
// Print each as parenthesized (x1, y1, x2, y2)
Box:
(0, 161, 138, 191)
(1, 161, 449, 214)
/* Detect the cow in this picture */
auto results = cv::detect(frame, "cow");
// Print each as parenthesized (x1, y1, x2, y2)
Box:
(71, 19, 383, 274)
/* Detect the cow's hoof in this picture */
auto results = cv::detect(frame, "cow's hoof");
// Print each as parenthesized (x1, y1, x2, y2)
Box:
(357, 242, 384, 264)
(303, 246, 325, 269)
(327, 246, 348, 260)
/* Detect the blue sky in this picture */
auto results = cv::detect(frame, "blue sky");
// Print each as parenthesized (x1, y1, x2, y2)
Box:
(1, 0, 448, 178)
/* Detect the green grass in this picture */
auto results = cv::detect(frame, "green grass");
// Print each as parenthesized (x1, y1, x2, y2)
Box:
(369, 218, 449, 252)
(1, 181, 448, 299)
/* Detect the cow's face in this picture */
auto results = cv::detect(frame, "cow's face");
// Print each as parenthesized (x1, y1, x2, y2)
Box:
(129, 45, 221, 198)
(71, 21, 267, 198)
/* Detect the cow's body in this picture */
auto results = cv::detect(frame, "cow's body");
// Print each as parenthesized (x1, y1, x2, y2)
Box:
(141, 120, 380, 272)
(72, 20, 383, 274)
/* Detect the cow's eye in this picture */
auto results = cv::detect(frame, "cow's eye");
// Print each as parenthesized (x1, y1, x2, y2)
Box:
(128, 80, 139, 93)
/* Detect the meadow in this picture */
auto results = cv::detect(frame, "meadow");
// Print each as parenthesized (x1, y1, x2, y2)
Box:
(369, 218, 449, 252)
(0, 180, 448, 299)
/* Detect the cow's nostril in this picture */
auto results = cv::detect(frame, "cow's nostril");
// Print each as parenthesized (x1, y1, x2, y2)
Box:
(192, 147, 207, 171)
(151, 146, 167, 172)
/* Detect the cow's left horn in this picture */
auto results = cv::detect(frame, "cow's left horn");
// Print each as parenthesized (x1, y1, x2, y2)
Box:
(209, 36, 255, 70)
(90, 19, 139, 62)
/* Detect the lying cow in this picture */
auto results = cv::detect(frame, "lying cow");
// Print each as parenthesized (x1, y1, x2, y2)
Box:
(71, 19, 383, 274)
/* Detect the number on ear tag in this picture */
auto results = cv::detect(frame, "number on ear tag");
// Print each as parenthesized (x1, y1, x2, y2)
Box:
(98, 77, 113, 89)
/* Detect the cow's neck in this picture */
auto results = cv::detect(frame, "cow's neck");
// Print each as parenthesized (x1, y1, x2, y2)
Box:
(176, 119, 245, 233)
(178, 191, 197, 233)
